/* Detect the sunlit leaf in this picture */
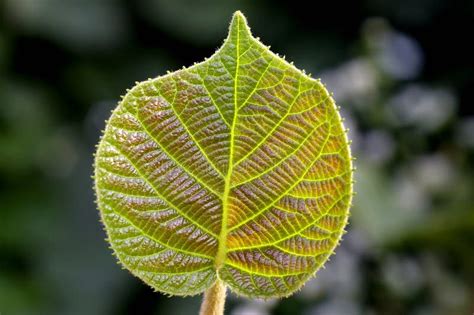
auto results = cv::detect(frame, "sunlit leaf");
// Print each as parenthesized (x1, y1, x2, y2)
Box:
(94, 11, 353, 298)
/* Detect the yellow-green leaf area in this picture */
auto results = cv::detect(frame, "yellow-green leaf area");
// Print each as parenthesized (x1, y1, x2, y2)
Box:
(94, 11, 353, 298)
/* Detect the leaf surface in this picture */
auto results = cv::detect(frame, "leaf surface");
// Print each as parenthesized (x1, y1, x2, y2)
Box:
(94, 11, 353, 298)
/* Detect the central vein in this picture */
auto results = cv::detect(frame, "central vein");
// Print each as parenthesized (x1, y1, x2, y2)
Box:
(216, 15, 240, 270)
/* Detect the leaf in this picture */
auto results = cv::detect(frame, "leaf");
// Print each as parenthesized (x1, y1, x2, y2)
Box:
(94, 11, 353, 298)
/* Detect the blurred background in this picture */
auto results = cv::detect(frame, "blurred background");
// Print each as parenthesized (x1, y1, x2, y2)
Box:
(0, 0, 473, 314)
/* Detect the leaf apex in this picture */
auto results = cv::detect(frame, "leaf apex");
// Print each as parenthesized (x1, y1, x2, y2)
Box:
(232, 10, 246, 21)
(229, 10, 252, 39)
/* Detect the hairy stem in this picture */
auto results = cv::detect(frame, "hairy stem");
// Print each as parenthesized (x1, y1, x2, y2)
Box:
(199, 280, 227, 315)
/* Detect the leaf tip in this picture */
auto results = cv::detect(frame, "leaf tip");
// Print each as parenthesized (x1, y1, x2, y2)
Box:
(232, 10, 246, 21)
(229, 10, 252, 39)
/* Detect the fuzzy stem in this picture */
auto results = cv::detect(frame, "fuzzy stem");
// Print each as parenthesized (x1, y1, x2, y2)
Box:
(199, 280, 226, 315)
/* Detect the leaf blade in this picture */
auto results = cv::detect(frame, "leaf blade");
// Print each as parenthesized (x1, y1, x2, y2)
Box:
(95, 10, 353, 298)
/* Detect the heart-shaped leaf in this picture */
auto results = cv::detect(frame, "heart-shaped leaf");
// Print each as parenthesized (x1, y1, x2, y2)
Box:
(94, 11, 353, 298)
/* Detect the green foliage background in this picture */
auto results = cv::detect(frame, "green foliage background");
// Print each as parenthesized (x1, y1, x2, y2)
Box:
(0, 1, 473, 314)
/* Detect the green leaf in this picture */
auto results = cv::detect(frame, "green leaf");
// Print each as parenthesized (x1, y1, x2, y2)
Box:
(94, 11, 353, 298)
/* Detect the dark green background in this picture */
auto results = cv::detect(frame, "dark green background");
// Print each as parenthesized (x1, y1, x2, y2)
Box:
(1, 0, 473, 314)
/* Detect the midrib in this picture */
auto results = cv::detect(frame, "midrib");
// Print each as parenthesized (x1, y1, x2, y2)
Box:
(215, 15, 240, 270)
